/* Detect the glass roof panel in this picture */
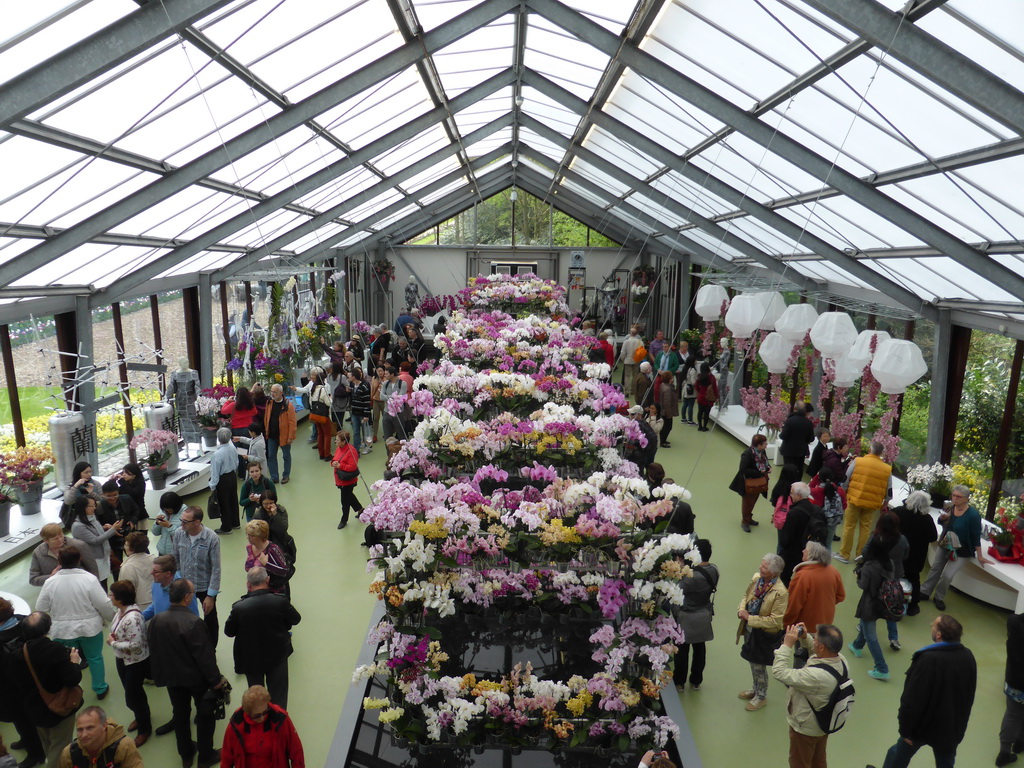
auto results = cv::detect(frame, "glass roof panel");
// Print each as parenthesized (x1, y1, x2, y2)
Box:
(623, 191, 690, 230)
(649, 170, 735, 219)
(676, 227, 742, 261)
(884, 180, 1019, 244)
(584, 125, 661, 179)
(786, 258, 865, 289)
(293, 165, 380, 212)
(568, 158, 632, 199)
(2, 1, 131, 81)
(345, 189, 406, 224)
(563, 0, 632, 32)
(403, 157, 465, 195)
(863, 256, 1016, 302)
(524, 19, 609, 101)
(605, 71, 722, 155)
(0, 160, 156, 229)
(415, 0, 480, 32)
(117, 187, 252, 240)
(235, 0, 399, 96)
(773, 85, 923, 173)
(773, 197, 916, 252)
(16, 242, 162, 288)
(226, 209, 307, 248)
(207, 126, 339, 191)
(920, 4, 1024, 94)
(725, 216, 805, 255)
(433, 18, 512, 92)
(691, 136, 823, 201)
(316, 68, 430, 149)
(371, 123, 451, 175)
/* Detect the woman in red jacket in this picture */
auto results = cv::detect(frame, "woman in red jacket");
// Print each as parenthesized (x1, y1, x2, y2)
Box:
(331, 431, 363, 530)
(694, 362, 719, 432)
(221, 685, 304, 768)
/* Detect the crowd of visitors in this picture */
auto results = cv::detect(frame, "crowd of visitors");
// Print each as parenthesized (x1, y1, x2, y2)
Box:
(0, 310, 1006, 768)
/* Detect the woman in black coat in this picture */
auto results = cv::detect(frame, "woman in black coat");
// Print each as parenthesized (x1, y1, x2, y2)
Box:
(892, 490, 938, 616)
(850, 535, 895, 681)
(729, 434, 770, 533)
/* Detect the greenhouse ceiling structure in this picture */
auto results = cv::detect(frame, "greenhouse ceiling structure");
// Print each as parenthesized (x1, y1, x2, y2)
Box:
(2, 0, 1023, 333)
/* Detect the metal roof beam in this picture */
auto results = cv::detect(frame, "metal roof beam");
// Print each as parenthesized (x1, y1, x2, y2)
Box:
(517, 149, 721, 265)
(741, 240, 1024, 261)
(545, 0, 667, 195)
(803, 0, 1024, 136)
(209, 126, 515, 282)
(522, 70, 933, 319)
(519, 122, 821, 293)
(242, 146, 515, 271)
(95, 70, 515, 304)
(0, 0, 518, 289)
(715, 135, 1024, 221)
(0, 0, 236, 129)
(528, 0, 1024, 303)
(679, 0, 947, 164)
(6, 119, 321, 218)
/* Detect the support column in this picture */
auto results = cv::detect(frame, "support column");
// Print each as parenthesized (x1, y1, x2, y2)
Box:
(73, 295, 99, 470)
(0, 325, 26, 447)
(54, 311, 79, 409)
(111, 302, 136, 463)
(677, 253, 692, 332)
(150, 295, 166, 393)
(182, 287, 201, 373)
(987, 340, 1024, 520)
(197, 274, 214, 386)
(219, 281, 233, 388)
(925, 310, 951, 463)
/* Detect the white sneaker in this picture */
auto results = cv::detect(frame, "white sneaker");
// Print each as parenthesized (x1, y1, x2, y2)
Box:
(834, 554, 850, 564)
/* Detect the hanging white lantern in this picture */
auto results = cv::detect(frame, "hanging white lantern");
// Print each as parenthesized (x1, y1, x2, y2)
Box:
(831, 353, 862, 388)
(847, 329, 892, 371)
(871, 339, 928, 394)
(775, 304, 818, 343)
(755, 292, 787, 330)
(724, 293, 762, 339)
(695, 284, 729, 322)
(758, 332, 797, 374)
(810, 312, 858, 359)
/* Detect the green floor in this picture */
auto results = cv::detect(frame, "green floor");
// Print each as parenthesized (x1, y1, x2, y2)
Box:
(0, 420, 1012, 767)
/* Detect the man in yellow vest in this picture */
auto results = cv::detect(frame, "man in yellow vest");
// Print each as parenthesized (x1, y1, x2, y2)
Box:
(835, 441, 892, 564)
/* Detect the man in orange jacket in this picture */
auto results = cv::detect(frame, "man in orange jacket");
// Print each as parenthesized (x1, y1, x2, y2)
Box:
(264, 385, 297, 485)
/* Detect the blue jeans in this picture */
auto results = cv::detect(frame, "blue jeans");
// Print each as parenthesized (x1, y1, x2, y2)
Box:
(267, 439, 292, 482)
(886, 619, 899, 643)
(681, 398, 695, 421)
(853, 618, 888, 673)
(882, 738, 956, 768)
(351, 414, 366, 450)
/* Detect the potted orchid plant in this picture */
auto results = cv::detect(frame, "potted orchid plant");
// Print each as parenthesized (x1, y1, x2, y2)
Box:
(129, 428, 179, 490)
(906, 462, 954, 508)
(0, 445, 55, 516)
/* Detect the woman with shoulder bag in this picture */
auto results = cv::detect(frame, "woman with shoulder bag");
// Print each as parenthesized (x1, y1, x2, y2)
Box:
(729, 434, 771, 532)
(300, 367, 334, 461)
(244, 520, 291, 594)
(332, 431, 363, 530)
(736, 553, 788, 712)
(694, 362, 718, 432)
(674, 538, 718, 691)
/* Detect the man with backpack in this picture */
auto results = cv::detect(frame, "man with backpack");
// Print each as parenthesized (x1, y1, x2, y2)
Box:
(772, 622, 852, 768)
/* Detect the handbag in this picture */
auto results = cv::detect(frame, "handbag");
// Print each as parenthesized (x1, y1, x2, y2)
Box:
(22, 644, 84, 717)
(208, 490, 221, 520)
(309, 385, 331, 424)
(744, 475, 768, 495)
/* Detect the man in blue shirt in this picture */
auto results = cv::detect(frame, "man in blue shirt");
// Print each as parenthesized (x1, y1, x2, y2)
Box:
(143, 555, 199, 621)
(209, 427, 240, 534)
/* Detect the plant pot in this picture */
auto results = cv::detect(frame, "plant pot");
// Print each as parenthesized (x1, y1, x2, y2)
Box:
(200, 426, 218, 449)
(15, 480, 44, 516)
(0, 500, 11, 537)
(995, 542, 1014, 557)
(146, 464, 169, 491)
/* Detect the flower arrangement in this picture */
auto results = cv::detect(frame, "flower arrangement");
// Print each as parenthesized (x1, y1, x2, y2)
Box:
(129, 428, 178, 468)
(194, 395, 225, 427)
(906, 463, 954, 496)
(420, 294, 460, 315)
(373, 257, 396, 283)
(201, 384, 234, 400)
(356, 269, 691, 755)
(0, 445, 55, 491)
(457, 274, 569, 317)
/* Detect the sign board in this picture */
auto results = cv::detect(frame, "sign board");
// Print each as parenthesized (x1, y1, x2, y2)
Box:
(569, 250, 585, 269)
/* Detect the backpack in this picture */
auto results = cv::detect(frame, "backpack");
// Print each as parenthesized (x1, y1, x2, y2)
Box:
(878, 575, 906, 621)
(773, 497, 791, 530)
(693, 565, 719, 616)
(821, 489, 844, 526)
(633, 345, 647, 363)
(807, 661, 855, 734)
